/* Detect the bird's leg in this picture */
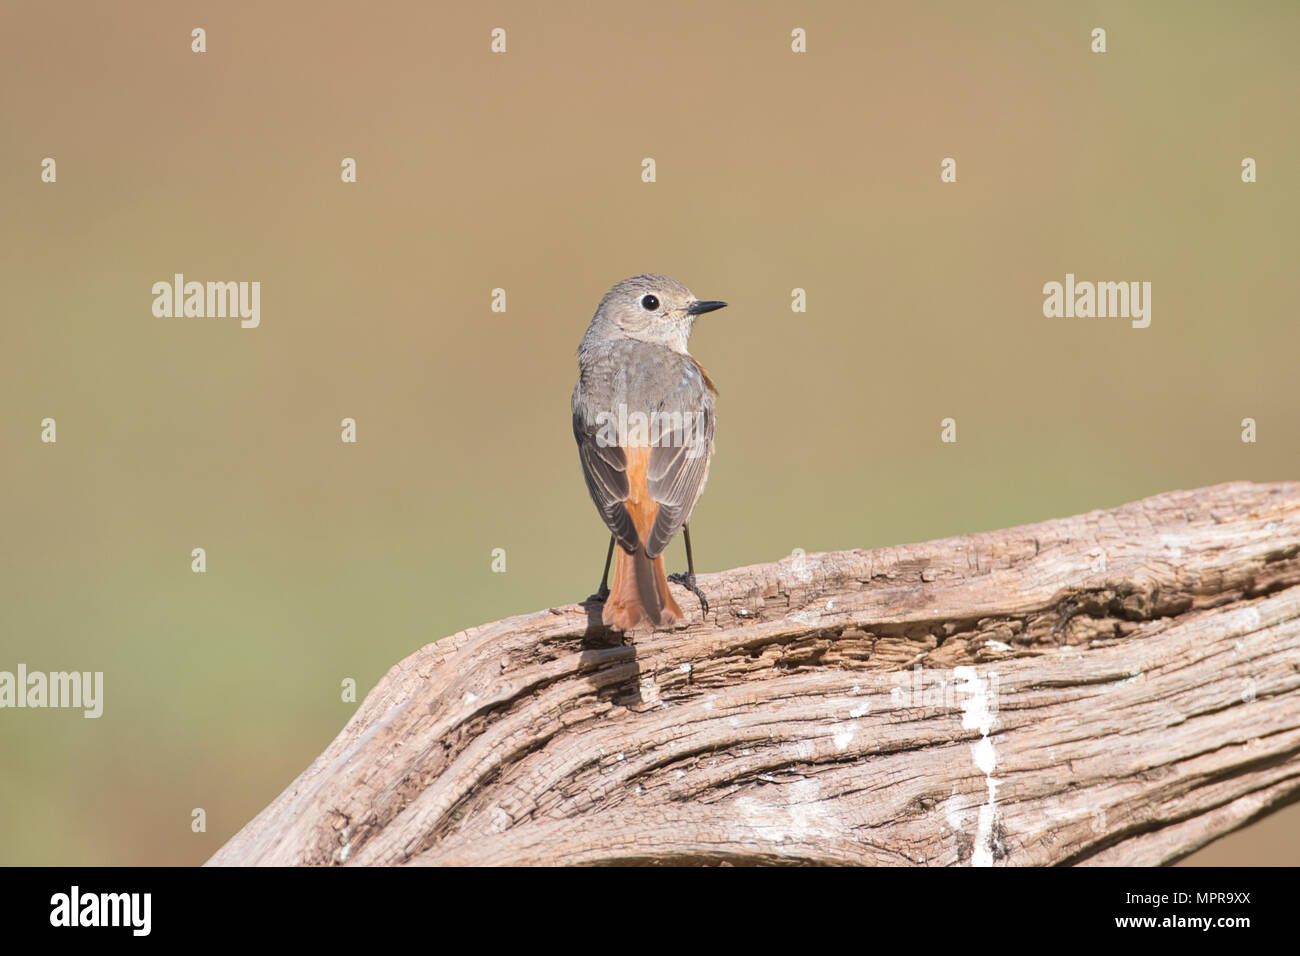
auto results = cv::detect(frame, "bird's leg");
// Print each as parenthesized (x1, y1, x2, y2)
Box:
(588, 535, 614, 603)
(668, 524, 709, 615)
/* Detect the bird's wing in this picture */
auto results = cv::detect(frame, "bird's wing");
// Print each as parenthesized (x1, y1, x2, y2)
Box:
(645, 396, 715, 559)
(573, 389, 639, 553)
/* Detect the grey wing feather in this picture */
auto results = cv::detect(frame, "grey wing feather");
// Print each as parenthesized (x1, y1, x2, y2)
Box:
(573, 401, 639, 553)
(645, 404, 715, 558)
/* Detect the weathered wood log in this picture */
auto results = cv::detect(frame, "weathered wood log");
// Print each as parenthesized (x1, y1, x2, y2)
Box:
(208, 481, 1300, 866)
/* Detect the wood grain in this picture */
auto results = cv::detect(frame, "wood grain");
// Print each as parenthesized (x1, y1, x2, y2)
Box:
(208, 481, 1300, 866)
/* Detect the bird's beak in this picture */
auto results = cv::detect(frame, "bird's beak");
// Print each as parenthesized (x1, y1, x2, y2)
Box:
(686, 300, 728, 315)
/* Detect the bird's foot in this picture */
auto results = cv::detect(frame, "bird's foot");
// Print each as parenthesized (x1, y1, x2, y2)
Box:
(668, 572, 709, 615)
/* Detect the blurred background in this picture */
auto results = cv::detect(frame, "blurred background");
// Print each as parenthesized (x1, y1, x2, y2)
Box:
(1, 1, 1296, 865)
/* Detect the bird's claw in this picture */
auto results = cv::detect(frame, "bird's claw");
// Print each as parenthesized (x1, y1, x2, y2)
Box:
(669, 572, 709, 615)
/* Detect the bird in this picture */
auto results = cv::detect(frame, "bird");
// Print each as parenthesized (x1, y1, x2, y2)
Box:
(572, 274, 727, 631)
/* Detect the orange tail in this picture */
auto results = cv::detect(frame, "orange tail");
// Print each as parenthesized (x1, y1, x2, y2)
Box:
(601, 445, 683, 631)
(602, 545, 682, 631)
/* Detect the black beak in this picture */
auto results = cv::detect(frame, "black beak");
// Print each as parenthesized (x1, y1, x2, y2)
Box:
(687, 300, 728, 315)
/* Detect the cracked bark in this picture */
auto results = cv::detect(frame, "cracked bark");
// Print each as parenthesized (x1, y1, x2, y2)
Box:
(207, 481, 1300, 866)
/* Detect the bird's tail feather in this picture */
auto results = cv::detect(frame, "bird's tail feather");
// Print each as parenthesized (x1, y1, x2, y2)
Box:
(603, 545, 681, 631)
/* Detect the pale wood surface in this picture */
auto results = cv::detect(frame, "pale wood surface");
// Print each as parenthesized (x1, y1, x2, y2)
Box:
(208, 481, 1300, 866)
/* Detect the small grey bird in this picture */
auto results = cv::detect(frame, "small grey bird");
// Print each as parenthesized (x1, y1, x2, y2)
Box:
(572, 274, 727, 631)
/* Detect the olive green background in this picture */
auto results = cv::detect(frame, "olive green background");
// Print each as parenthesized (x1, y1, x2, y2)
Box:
(2, 1, 1296, 865)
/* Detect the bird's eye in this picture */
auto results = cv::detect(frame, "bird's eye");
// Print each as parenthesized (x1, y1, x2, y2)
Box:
(640, 294, 660, 311)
